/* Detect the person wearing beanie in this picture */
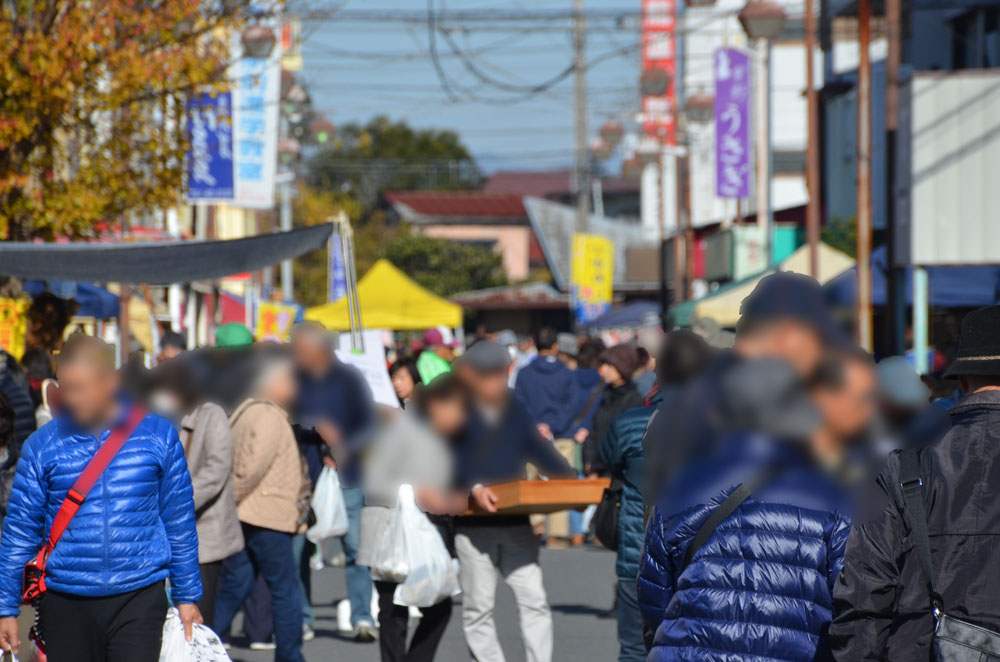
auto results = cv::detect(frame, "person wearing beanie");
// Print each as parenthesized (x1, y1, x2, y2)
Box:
(583, 344, 644, 476)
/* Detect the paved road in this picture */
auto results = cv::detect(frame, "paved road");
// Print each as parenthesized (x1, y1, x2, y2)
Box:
(229, 546, 620, 662)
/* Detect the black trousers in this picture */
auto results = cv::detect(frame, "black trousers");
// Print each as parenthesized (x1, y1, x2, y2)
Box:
(375, 580, 451, 662)
(39, 580, 168, 662)
(198, 561, 223, 632)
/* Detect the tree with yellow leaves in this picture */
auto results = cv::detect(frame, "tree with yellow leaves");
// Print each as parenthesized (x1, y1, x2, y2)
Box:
(0, 0, 267, 240)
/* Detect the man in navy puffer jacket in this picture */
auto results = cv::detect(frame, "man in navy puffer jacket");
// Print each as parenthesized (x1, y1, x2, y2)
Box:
(0, 335, 201, 662)
(638, 358, 859, 662)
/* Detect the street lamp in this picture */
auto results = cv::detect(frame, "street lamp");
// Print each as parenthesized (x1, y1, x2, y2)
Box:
(600, 119, 624, 147)
(241, 25, 276, 59)
(684, 92, 715, 124)
(738, 0, 786, 269)
(640, 68, 672, 97)
(738, 0, 787, 40)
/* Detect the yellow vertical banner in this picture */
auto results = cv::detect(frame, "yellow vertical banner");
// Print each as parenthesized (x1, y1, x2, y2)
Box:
(0, 298, 30, 361)
(571, 234, 614, 324)
(255, 302, 299, 342)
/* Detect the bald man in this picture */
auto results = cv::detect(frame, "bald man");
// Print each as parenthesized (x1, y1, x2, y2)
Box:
(0, 335, 202, 662)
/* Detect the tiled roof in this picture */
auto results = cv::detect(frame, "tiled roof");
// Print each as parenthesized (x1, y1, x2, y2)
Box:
(451, 282, 570, 310)
(384, 191, 526, 218)
(485, 169, 640, 197)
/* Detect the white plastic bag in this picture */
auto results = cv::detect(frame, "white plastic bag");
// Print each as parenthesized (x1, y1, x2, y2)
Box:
(306, 466, 349, 543)
(371, 484, 460, 607)
(159, 608, 231, 662)
(369, 484, 412, 583)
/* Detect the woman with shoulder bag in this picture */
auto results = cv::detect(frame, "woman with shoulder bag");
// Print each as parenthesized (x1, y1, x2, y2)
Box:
(358, 374, 469, 662)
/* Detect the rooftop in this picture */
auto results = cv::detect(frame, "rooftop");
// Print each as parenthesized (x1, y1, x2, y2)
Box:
(384, 191, 526, 220)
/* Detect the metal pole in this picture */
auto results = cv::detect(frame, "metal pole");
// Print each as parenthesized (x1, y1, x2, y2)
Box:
(804, 0, 821, 278)
(573, 0, 590, 232)
(857, 0, 874, 351)
(885, 0, 903, 355)
(754, 38, 772, 268)
(913, 266, 929, 374)
(118, 286, 130, 368)
(280, 178, 293, 302)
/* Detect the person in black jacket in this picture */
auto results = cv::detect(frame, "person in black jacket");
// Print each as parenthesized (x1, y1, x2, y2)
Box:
(0, 352, 35, 452)
(583, 344, 643, 476)
(453, 340, 573, 662)
(830, 305, 1000, 660)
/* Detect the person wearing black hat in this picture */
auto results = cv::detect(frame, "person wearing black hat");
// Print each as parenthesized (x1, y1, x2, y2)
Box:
(830, 305, 1000, 660)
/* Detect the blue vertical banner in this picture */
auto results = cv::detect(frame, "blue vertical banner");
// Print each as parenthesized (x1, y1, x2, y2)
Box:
(186, 91, 235, 200)
(327, 232, 348, 302)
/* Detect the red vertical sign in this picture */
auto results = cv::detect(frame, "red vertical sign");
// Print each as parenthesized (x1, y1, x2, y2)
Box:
(642, 0, 678, 145)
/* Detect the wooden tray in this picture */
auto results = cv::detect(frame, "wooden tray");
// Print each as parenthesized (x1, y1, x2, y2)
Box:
(464, 478, 611, 516)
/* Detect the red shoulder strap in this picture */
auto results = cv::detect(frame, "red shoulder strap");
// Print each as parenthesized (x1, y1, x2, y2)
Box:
(44, 408, 147, 553)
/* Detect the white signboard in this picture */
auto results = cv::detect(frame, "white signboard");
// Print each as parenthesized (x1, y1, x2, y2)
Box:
(336, 329, 399, 409)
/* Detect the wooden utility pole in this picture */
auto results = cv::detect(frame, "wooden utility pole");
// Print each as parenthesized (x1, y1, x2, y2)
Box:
(573, 0, 590, 232)
(884, 0, 903, 354)
(804, 0, 820, 278)
(856, 0, 873, 351)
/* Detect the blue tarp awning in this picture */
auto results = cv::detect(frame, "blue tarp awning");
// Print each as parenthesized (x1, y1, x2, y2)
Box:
(23, 280, 120, 320)
(585, 300, 661, 329)
(824, 246, 1000, 308)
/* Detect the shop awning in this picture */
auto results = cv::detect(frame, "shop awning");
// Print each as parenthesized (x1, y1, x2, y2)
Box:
(824, 245, 1000, 308)
(684, 242, 855, 327)
(23, 280, 120, 319)
(306, 259, 462, 330)
(0, 224, 332, 285)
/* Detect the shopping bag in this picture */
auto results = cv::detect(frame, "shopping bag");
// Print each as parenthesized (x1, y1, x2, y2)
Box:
(306, 466, 349, 543)
(158, 608, 231, 662)
(389, 485, 461, 608)
(369, 485, 412, 583)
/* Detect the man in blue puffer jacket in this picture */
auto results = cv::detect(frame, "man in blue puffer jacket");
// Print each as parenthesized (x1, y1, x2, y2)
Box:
(601, 330, 714, 662)
(638, 358, 860, 662)
(0, 335, 201, 662)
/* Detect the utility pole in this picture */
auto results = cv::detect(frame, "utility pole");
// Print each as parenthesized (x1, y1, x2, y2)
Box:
(573, 0, 589, 232)
(856, 0, 873, 351)
(884, 0, 903, 354)
(804, 0, 820, 278)
(753, 38, 772, 268)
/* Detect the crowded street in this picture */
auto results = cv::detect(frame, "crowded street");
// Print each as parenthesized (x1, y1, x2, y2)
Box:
(232, 548, 618, 662)
(3, 0, 1000, 661)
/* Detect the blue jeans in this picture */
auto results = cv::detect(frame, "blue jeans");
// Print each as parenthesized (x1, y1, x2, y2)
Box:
(342, 486, 373, 625)
(291, 533, 315, 626)
(617, 578, 646, 662)
(214, 525, 305, 662)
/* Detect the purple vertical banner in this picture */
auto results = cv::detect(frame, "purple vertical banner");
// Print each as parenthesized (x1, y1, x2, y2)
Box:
(714, 48, 751, 198)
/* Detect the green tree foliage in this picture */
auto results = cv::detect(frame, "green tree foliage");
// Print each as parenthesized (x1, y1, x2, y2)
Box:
(289, 185, 506, 306)
(822, 216, 857, 258)
(376, 228, 507, 297)
(288, 184, 363, 308)
(306, 115, 481, 209)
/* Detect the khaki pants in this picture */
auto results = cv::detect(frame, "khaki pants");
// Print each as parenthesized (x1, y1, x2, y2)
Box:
(456, 524, 553, 662)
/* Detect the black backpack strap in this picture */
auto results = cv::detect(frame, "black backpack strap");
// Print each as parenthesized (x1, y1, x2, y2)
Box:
(680, 464, 781, 572)
(897, 448, 943, 610)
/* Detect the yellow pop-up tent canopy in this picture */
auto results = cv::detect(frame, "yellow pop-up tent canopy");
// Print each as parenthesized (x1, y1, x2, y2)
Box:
(692, 242, 855, 327)
(305, 259, 462, 330)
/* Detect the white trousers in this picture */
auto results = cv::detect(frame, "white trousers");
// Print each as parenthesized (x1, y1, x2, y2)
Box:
(455, 524, 554, 662)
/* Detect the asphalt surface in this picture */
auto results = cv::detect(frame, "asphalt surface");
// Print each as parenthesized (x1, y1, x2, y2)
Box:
(229, 546, 620, 662)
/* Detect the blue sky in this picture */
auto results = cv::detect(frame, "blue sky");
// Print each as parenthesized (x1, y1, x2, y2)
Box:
(297, 1, 642, 172)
